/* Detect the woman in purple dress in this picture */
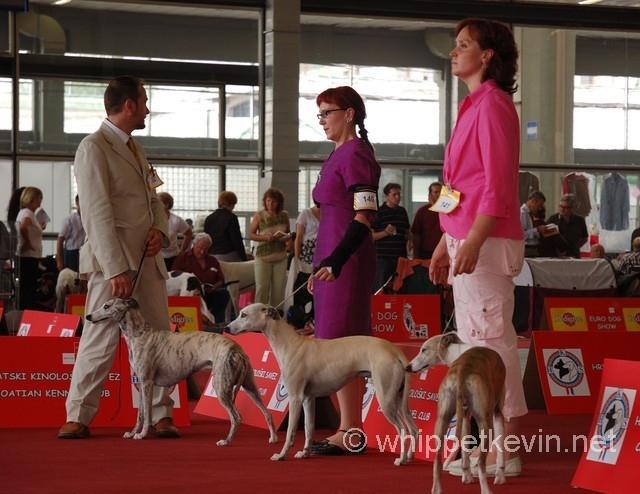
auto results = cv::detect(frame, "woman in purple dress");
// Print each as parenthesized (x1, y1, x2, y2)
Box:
(310, 86, 381, 456)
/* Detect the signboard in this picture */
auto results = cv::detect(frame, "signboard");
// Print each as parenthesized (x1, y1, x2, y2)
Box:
(167, 296, 202, 332)
(0, 337, 189, 428)
(17, 310, 81, 337)
(194, 332, 289, 431)
(544, 298, 640, 332)
(371, 294, 441, 342)
(67, 295, 202, 332)
(362, 340, 449, 462)
(524, 331, 640, 414)
(572, 359, 640, 493)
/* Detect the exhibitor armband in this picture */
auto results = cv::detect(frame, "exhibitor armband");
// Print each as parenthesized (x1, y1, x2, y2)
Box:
(351, 184, 378, 212)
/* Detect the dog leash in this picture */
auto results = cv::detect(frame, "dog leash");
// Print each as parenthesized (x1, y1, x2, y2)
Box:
(275, 281, 309, 310)
(110, 241, 148, 420)
(130, 241, 149, 294)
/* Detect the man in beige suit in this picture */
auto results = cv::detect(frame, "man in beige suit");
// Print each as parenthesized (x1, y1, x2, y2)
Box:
(59, 76, 177, 439)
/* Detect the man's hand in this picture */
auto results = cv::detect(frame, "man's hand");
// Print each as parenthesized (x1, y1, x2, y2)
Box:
(110, 273, 133, 298)
(144, 228, 164, 257)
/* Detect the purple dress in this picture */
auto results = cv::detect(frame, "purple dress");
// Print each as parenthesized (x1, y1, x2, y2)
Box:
(312, 138, 381, 339)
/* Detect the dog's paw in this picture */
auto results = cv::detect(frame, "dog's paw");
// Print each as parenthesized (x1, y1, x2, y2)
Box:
(294, 450, 310, 459)
(123, 432, 134, 439)
(494, 472, 506, 485)
(133, 433, 145, 440)
(394, 457, 408, 466)
(270, 453, 285, 461)
(269, 433, 278, 444)
(217, 439, 230, 446)
(461, 471, 474, 484)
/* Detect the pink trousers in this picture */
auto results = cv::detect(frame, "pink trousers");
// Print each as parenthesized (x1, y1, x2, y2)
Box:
(446, 234, 528, 420)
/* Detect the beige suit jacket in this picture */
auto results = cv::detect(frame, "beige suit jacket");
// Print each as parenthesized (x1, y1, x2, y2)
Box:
(74, 122, 168, 280)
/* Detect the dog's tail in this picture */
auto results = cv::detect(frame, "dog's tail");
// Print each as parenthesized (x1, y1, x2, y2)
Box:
(453, 378, 466, 444)
(227, 348, 251, 400)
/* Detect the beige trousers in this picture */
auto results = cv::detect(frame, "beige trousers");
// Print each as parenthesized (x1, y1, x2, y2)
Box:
(65, 256, 173, 426)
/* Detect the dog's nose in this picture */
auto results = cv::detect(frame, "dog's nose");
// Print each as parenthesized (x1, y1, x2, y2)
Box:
(86, 315, 93, 322)
(404, 364, 412, 372)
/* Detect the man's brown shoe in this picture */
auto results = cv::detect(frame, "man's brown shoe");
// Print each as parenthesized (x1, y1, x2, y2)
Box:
(58, 421, 90, 439)
(151, 417, 179, 438)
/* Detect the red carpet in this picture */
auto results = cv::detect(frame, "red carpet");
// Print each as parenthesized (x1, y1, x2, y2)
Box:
(0, 402, 598, 494)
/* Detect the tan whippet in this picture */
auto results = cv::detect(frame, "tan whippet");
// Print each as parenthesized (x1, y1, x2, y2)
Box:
(226, 303, 419, 465)
(406, 333, 506, 494)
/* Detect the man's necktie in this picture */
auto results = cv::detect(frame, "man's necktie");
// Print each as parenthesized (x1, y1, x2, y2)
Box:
(126, 138, 144, 171)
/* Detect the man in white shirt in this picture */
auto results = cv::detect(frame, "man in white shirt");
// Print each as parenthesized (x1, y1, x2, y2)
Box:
(520, 190, 546, 257)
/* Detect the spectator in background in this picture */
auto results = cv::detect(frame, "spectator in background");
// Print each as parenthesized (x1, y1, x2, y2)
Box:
(533, 207, 568, 257)
(619, 237, 640, 274)
(371, 182, 411, 292)
(546, 193, 589, 258)
(56, 195, 85, 273)
(204, 191, 248, 262)
(173, 233, 230, 323)
(6, 186, 25, 236)
(590, 243, 606, 259)
(520, 190, 546, 257)
(411, 182, 443, 260)
(158, 191, 192, 271)
(249, 187, 290, 306)
(16, 186, 45, 310)
(295, 205, 321, 267)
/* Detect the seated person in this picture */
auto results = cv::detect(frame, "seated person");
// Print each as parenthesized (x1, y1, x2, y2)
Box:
(619, 237, 640, 275)
(172, 233, 230, 323)
(590, 243, 606, 259)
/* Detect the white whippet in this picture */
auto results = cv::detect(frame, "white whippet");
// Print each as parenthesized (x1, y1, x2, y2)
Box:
(86, 297, 278, 446)
(226, 303, 418, 465)
(406, 333, 506, 494)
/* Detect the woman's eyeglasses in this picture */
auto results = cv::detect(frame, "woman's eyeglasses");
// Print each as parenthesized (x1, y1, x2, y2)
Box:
(317, 108, 347, 119)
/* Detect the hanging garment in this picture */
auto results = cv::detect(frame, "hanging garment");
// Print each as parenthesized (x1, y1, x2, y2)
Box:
(561, 173, 592, 218)
(599, 173, 629, 231)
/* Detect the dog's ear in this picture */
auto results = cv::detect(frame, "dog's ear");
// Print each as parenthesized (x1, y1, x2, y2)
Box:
(263, 306, 281, 320)
(440, 332, 461, 347)
(126, 298, 140, 309)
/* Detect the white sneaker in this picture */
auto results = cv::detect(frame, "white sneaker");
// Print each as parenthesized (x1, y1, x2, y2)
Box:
(474, 456, 523, 478)
(448, 456, 522, 478)
(446, 456, 478, 476)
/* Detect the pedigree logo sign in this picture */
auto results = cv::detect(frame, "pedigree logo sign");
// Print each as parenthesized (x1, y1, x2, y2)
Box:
(545, 298, 640, 332)
(621, 308, 640, 331)
(167, 296, 201, 332)
(549, 308, 588, 331)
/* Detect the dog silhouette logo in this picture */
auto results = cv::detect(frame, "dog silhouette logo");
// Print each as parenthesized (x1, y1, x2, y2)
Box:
(544, 348, 589, 396)
(587, 386, 635, 464)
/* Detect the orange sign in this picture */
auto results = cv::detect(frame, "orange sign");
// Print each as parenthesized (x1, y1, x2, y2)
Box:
(572, 359, 640, 493)
(545, 298, 640, 331)
(370, 294, 441, 342)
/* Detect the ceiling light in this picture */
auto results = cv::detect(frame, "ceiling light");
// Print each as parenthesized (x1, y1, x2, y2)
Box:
(578, 0, 602, 5)
(52, 0, 73, 5)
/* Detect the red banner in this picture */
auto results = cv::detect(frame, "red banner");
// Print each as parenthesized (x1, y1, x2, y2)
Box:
(370, 294, 441, 342)
(17, 310, 81, 337)
(0, 336, 189, 428)
(544, 298, 640, 332)
(527, 331, 640, 414)
(572, 358, 640, 493)
(194, 332, 289, 431)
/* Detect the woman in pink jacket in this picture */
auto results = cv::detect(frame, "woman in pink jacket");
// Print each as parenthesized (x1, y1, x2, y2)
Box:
(429, 18, 526, 477)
